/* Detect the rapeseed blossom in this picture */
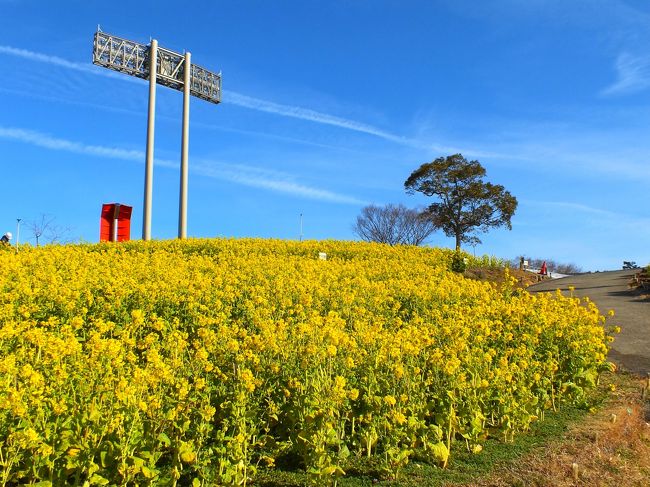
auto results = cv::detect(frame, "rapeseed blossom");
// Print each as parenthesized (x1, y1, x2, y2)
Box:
(0, 239, 614, 485)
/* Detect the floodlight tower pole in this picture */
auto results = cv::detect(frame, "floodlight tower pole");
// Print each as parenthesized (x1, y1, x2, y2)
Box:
(93, 30, 221, 240)
(143, 39, 158, 241)
(179, 51, 191, 239)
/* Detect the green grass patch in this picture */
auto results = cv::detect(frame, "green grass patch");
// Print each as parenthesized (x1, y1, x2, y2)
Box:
(254, 401, 593, 486)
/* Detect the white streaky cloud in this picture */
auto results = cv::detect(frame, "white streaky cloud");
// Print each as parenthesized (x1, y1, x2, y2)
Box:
(0, 44, 495, 156)
(601, 52, 650, 96)
(0, 44, 143, 84)
(224, 91, 497, 156)
(0, 86, 361, 153)
(0, 44, 446, 151)
(0, 126, 364, 204)
(0, 45, 96, 73)
(0, 44, 409, 144)
(224, 90, 419, 146)
(524, 200, 617, 217)
(0, 126, 147, 162)
(0, 86, 146, 118)
(523, 199, 650, 226)
(190, 119, 361, 153)
(192, 161, 367, 205)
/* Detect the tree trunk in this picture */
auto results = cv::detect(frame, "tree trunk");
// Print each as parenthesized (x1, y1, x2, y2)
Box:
(455, 234, 461, 251)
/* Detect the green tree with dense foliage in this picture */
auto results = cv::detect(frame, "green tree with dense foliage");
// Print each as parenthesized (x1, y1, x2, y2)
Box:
(405, 154, 517, 250)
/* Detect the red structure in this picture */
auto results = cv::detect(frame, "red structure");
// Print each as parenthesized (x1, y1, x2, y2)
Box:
(100, 203, 132, 242)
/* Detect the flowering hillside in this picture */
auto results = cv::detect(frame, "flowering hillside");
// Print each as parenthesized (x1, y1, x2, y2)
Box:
(0, 239, 614, 485)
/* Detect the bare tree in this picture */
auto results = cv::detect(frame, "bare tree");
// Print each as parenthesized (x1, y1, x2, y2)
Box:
(353, 204, 436, 246)
(514, 257, 582, 274)
(553, 262, 582, 274)
(28, 214, 73, 246)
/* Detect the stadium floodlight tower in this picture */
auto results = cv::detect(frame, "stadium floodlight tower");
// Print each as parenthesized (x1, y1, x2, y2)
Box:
(92, 27, 221, 240)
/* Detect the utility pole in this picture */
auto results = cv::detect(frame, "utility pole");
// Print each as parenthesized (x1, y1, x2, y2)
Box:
(16, 218, 21, 248)
(300, 213, 303, 242)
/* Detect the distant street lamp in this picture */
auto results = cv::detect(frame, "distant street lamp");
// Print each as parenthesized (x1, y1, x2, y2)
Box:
(16, 218, 21, 248)
(300, 213, 303, 242)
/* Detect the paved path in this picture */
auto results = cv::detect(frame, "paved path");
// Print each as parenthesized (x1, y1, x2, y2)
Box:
(529, 270, 649, 376)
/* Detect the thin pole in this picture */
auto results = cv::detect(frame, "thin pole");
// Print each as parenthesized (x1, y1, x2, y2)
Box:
(16, 218, 21, 248)
(300, 213, 303, 242)
(113, 203, 121, 242)
(179, 51, 191, 239)
(143, 39, 158, 241)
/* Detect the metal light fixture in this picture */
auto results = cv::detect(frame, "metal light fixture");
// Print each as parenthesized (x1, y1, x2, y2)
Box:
(92, 28, 221, 240)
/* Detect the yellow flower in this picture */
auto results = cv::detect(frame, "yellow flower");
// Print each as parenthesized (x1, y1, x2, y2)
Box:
(384, 395, 397, 407)
(391, 411, 406, 425)
(0, 237, 611, 478)
(240, 368, 256, 392)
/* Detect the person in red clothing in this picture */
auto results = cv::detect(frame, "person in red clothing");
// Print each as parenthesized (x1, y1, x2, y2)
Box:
(539, 261, 547, 276)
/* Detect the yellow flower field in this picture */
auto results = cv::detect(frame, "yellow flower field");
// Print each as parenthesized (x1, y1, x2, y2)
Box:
(0, 239, 614, 485)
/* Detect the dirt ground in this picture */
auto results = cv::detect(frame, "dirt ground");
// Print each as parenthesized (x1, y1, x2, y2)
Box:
(457, 373, 650, 487)
(464, 267, 546, 288)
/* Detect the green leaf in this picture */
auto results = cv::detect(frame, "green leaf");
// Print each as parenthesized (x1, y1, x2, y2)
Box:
(192, 478, 201, 487)
(89, 474, 110, 486)
(429, 441, 449, 464)
(87, 462, 100, 475)
(139, 450, 153, 460)
(321, 465, 346, 476)
(141, 465, 156, 479)
(157, 432, 171, 447)
(338, 444, 350, 460)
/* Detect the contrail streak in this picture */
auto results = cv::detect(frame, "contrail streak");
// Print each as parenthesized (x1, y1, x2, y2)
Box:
(0, 126, 365, 205)
(0, 44, 417, 146)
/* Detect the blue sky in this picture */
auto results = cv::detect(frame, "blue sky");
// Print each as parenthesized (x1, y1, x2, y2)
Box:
(1, 0, 649, 270)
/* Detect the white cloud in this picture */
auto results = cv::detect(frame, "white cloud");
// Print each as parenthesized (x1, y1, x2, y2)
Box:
(0, 125, 364, 204)
(0, 45, 93, 72)
(601, 52, 650, 96)
(523, 199, 650, 227)
(525, 200, 615, 217)
(223, 92, 497, 157)
(0, 43, 466, 153)
(192, 162, 366, 205)
(0, 44, 140, 84)
(224, 90, 419, 146)
(0, 44, 407, 142)
(0, 126, 145, 161)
